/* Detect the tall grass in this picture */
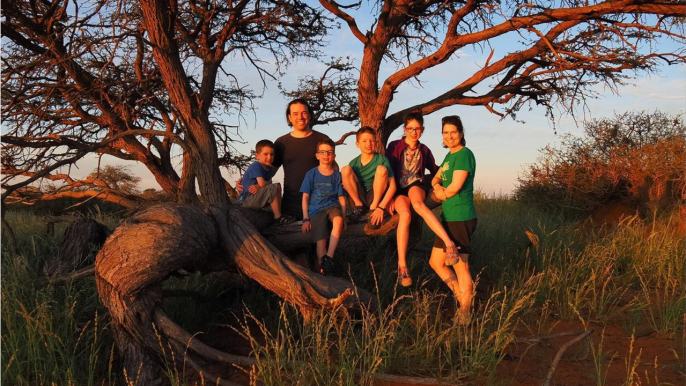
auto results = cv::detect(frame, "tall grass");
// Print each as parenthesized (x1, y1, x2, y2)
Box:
(2, 210, 119, 385)
(241, 283, 535, 386)
(2, 197, 683, 384)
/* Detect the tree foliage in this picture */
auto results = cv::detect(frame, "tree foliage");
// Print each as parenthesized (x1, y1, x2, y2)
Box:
(2, 0, 330, 205)
(87, 165, 141, 195)
(2, 1, 685, 381)
(5, 163, 145, 209)
(289, 0, 685, 146)
(515, 111, 686, 212)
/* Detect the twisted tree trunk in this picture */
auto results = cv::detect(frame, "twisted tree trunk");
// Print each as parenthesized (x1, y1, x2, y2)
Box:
(95, 204, 376, 383)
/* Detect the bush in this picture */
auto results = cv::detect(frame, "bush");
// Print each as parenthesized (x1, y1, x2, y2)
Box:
(515, 111, 685, 214)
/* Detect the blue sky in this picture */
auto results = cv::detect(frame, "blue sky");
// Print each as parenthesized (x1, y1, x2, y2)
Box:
(211, 13, 685, 196)
(69, 7, 686, 196)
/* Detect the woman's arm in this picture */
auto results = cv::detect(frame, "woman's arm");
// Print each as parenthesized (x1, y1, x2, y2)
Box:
(431, 173, 442, 190)
(442, 170, 469, 199)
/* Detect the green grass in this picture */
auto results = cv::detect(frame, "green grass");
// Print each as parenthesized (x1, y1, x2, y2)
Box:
(1, 211, 119, 386)
(2, 199, 684, 385)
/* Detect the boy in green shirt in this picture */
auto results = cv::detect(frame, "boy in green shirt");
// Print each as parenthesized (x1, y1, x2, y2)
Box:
(341, 126, 397, 229)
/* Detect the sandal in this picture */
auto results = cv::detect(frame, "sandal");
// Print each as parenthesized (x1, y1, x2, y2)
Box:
(398, 266, 412, 287)
(445, 245, 460, 266)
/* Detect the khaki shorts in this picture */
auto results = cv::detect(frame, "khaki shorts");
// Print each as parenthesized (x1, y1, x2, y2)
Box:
(310, 205, 343, 242)
(242, 183, 281, 210)
(345, 177, 376, 209)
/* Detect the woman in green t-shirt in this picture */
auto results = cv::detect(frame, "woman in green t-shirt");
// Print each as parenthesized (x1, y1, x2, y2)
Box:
(429, 115, 477, 325)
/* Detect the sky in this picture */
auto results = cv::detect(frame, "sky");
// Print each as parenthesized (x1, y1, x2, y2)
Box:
(66, 6, 686, 197)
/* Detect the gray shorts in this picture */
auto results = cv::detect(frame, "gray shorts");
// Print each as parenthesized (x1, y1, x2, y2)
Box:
(310, 205, 343, 242)
(241, 183, 280, 210)
(346, 177, 376, 209)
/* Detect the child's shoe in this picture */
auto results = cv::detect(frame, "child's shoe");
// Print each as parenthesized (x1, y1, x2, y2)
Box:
(320, 255, 336, 276)
(444, 245, 460, 266)
(275, 214, 296, 225)
(398, 266, 412, 287)
(348, 206, 367, 223)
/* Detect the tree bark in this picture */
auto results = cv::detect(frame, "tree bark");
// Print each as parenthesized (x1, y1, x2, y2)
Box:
(1, 214, 18, 256)
(44, 218, 111, 276)
(139, 0, 229, 206)
(95, 204, 375, 382)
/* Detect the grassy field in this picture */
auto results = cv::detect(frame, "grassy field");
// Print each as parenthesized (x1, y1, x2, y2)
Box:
(2, 198, 684, 385)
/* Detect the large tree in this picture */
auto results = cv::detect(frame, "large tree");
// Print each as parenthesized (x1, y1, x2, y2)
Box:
(2, 0, 685, 383)
(1, 1, 376, 383)
(1, 0, 328, 205)
(296, 0, 685, 146)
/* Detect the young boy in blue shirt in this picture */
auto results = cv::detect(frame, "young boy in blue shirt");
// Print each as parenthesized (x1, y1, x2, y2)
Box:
(341, 126, 397, 229)
(300, 139, 347, 276)
(238, 139, 295, 224)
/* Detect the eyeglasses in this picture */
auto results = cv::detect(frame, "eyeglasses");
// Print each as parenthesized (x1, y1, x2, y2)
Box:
(317, 151, 334, 156)
(406, 127, 423, 133)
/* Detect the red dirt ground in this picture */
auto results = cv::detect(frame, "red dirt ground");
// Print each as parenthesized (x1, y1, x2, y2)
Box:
(493, 321, 684, 386)
(190, 315, 684, 386)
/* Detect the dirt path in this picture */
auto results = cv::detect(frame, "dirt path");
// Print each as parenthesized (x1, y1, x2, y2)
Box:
(187, 317, 683, 386)
(496, 321, 683, 386)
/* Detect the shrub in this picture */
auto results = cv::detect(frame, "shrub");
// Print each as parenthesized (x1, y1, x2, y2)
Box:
(516, 111, 685, 213)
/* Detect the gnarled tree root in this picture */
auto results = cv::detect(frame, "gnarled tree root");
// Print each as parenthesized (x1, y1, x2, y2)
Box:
(95, 204, 376, 384)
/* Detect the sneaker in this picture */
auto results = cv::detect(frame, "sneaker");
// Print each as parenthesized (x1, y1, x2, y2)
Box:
(275, 214, 296, 225)
(348, 206, 367, 223)
(444, 245, 460, 266)
(398, 266, 412, 287)
(320, 255, 336, 276)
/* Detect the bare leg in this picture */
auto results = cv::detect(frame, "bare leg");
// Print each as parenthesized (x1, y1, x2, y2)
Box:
(408, 186, 455, 248)
(315, 239, 327, 262)
(341, 166, 364, 207)
(452, 253, 473, 314)
(394, 195, 412, 269)
(430, 246, 475, 322)
(327, 216, 344, 258)
(369, 165, 389, 209)
(429, 247, 460, 293)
